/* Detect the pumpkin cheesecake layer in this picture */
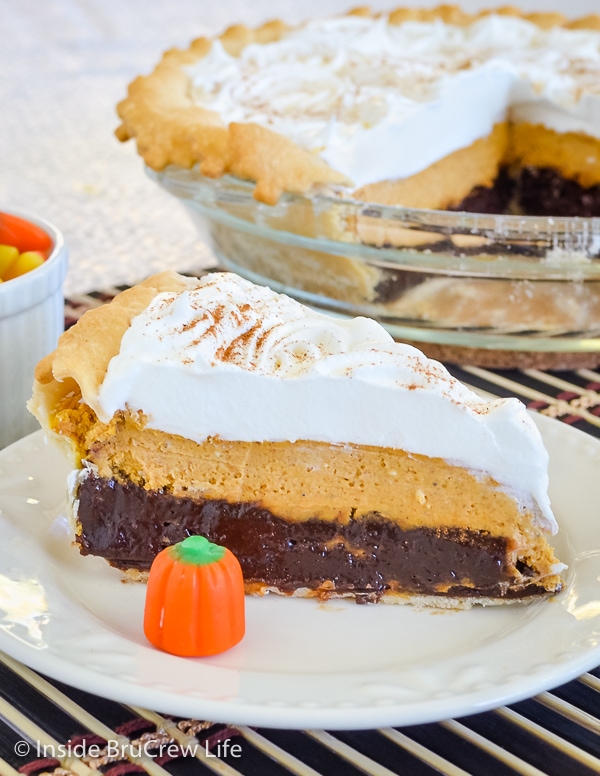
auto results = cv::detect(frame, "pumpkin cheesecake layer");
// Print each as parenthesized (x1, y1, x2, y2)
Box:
(30, 271, 563, 606)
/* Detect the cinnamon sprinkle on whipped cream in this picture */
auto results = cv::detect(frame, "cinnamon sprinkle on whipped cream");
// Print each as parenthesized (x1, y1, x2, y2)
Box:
(185, 13, 600, 186)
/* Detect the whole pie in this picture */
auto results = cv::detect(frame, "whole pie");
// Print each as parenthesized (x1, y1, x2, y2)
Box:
(115, 6, 600, 369)
(116, 5, 600, 213)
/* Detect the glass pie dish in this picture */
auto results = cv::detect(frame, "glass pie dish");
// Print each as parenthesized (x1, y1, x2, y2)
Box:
(149, 165, 600, 369)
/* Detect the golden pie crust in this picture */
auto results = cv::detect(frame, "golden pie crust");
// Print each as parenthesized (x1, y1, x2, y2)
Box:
(30, 271, 195, 458)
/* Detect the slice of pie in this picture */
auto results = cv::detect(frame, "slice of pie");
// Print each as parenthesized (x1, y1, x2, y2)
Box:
(29, 271, 564, 606)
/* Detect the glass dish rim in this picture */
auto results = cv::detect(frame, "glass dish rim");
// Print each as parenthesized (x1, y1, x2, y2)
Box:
(149, 165, 600, 283)
(150, 164, 600, 238)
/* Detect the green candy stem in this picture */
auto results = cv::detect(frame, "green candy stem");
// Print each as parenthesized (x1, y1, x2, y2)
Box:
(170, 535, 226, 566)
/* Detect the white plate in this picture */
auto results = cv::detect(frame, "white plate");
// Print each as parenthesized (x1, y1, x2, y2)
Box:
(0, 419, 599, 730)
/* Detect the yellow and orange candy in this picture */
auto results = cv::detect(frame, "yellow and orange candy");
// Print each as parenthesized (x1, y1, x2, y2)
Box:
(0, 212, 53, 283)
(144, 535, 245, 657)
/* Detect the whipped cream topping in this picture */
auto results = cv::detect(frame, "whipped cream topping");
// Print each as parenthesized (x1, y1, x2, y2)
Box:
(185, 13, 600, 187)
(94, 273, 555, 531)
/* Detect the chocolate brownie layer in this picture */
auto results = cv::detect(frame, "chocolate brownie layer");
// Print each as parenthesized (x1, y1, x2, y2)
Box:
(450, 167, 516, 215)
(452, 166, 600, 218)
(516, 166, 600, 218)
(76, 473, 552, 602)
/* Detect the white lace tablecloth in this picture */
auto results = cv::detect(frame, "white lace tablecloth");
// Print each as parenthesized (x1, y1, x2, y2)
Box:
(2, 0, 597, 295)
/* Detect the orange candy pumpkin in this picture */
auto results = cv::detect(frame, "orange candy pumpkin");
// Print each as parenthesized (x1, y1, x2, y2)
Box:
(144, 535, 245, 657)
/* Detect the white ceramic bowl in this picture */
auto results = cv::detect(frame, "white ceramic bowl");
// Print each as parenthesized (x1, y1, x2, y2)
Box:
(0, 209, 68, 449)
